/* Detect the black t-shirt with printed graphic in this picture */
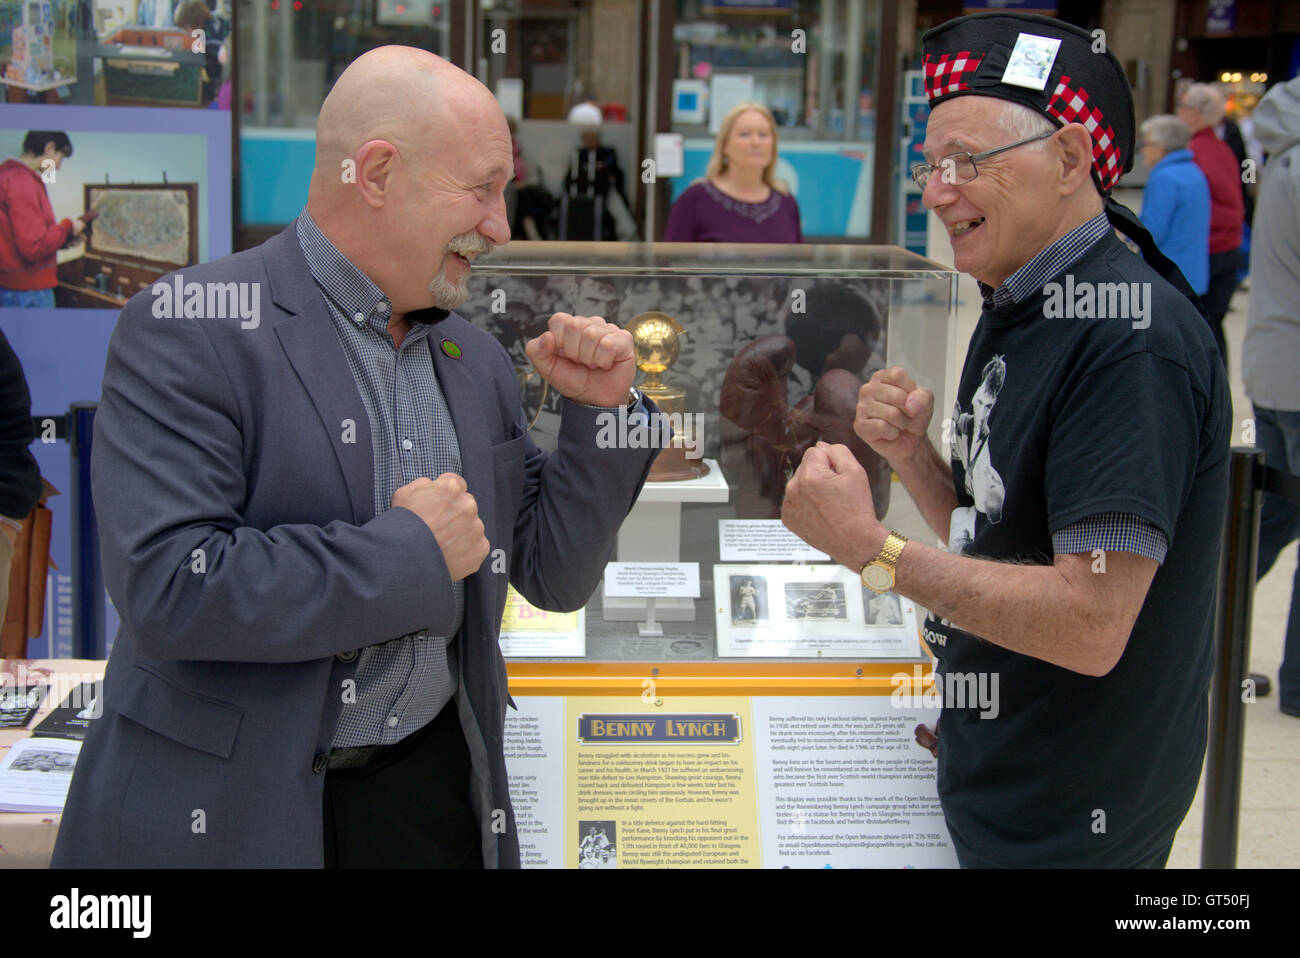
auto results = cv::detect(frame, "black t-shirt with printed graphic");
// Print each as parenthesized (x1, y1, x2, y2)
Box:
(923, 232, 1230, 867)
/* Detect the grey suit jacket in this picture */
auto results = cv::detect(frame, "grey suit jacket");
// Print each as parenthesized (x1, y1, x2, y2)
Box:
(51, 226, 656, 867)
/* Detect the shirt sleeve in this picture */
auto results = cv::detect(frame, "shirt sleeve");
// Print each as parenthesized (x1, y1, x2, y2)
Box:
(1045, 350, 1204, 547)
(577, 395, 645, 415)
(1051, 512, 1170, 564)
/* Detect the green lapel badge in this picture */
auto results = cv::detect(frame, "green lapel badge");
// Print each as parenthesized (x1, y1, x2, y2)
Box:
(440, 338, 462, 360)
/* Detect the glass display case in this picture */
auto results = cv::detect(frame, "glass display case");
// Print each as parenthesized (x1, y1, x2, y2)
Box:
(461, 242, 958, 668)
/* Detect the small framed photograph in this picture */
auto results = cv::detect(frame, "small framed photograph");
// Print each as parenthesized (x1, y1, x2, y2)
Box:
(729, 574, 768, 626)
(714, 564, 923, 658)
(783, 582, 848, 621)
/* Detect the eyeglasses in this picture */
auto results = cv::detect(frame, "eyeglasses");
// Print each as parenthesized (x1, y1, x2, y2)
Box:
(910, 130, 1056, 190)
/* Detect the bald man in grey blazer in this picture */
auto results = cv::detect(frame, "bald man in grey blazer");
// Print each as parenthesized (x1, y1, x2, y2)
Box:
(52, 47, 658, 868)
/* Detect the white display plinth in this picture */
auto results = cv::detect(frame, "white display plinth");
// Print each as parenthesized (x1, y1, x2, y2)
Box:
(603, 458, 728, 623)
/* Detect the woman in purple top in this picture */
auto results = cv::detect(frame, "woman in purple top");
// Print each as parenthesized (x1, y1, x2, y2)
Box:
(664, 102, 803, 243)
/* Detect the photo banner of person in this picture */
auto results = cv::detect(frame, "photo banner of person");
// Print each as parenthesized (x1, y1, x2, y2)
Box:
(1, 101, 232, 658)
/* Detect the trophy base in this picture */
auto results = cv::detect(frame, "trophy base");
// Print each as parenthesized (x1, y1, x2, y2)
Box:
(602, 596, 698, 623)
(648, 448, 711, 482)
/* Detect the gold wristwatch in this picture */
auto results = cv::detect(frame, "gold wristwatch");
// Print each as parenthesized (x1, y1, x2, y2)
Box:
(861, 531, 908, 593)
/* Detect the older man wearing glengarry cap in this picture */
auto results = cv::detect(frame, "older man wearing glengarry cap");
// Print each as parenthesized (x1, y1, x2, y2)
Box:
(779, 12, 1229, 867)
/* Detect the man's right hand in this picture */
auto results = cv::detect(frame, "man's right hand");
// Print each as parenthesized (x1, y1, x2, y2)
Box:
(71, 218, 86, 238)
(391, 475, 490, 581)
(855, 367, 934, 467)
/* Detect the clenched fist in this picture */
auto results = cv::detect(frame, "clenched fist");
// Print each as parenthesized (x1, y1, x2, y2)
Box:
(524, 313, 636, 408)
(855, 367, 935, 467)
(392, 474, 490, 581)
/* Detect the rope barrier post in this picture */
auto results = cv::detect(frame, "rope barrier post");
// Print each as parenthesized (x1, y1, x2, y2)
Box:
(1201, 446, 1265, 868)
(69, 402, 105, 660)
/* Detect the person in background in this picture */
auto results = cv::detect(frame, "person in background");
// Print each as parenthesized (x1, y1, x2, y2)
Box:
(505, 116, 555, 241)
(563, 100, 637, 240)
(507, 117, 529, 185)
(1240, 100, 1266, 178)
(0, 131, 88, 309)
(173, 0, 222, 106)
(664, 102, 802, 243)
(1220, 108, 1255, 234)
(1178, 83, 1245, 363)
(214, 38, 232, 111)
(1139, 114, 1211, 296)
(1242, 75, 1300, 719)
(0, 330, 44, 624)
(203, 0, 231, 43)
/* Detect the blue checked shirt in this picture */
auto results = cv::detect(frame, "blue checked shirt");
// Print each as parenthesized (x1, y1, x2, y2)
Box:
(978, 212, 1168, 565)
(977, 212, 1113, 311)
(297, 210, 465, 748)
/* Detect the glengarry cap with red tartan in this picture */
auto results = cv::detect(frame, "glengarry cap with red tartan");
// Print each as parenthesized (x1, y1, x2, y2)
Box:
(922, 12, 1133, 193)
(920, 11, 1206, 316)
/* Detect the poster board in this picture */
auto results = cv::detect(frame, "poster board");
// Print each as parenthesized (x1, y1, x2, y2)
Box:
(503, 675, 957, 868)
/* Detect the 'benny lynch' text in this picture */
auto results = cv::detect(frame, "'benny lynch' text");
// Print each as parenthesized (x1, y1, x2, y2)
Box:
(594, 719, 725, 737)
(577, 714, 741, 743)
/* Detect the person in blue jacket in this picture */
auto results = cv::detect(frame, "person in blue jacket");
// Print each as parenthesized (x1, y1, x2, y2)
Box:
(1139, 114, 1211, 295)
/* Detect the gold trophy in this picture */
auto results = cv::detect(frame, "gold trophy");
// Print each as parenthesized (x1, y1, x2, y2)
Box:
(626, 311, 709, 482)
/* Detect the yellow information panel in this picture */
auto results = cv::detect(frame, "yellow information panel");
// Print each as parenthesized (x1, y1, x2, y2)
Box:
(569, 696, 760, 868)
(502, 587, 579, 633)
(504, 686, 958, 869)
(499, 586, 585, 656)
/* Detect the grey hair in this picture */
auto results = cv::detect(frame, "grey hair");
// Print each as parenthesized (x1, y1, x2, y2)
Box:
(1140, 114, 1192, 153)
(1181, 83, 1226, 124)
(994, 99, 1105, 199)
(995, 100, 1057, 150)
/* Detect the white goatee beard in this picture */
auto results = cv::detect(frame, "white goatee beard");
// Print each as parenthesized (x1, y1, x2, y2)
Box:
(429, 260, 470, 310)
(429, 234, 493, 310)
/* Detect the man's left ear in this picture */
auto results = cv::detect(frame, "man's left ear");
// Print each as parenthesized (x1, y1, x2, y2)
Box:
(1055, 124, 1096, 196)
